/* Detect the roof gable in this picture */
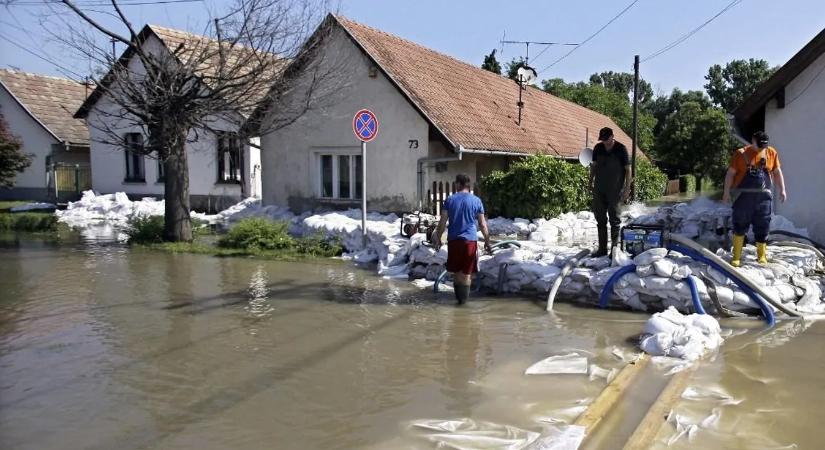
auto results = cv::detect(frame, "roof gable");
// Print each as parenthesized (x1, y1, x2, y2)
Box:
(333, 15, 635, 158)
(735, 27, 825, 120)
(75, 24, 281, 119)
(0, 69, 90, 145)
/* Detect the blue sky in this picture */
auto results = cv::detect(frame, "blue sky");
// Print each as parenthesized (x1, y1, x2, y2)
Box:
(1, 0, 823, 95)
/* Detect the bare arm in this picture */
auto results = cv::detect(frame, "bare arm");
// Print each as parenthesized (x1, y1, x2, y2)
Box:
(773, 167, 787, 202)
(622, 165, 632, 201)
(434, 209, 448, 249)
(722, 167, 737, 203)
(477, 213, 492, 252)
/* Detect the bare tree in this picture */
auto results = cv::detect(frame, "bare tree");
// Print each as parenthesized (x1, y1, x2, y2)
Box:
(57, 0, 343, 241)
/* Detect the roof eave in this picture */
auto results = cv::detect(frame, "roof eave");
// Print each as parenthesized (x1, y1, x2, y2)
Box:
(332, 15, 458, 152)
(0, 78, 64, 143)
(735, 27, 825, 120)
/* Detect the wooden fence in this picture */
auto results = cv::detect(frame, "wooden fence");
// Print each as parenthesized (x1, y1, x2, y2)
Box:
(50, 163, 92, 201)
(426, 181, 480, 215)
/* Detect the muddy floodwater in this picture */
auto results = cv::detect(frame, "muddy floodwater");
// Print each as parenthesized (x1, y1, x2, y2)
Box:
(1, 233, 823, 449)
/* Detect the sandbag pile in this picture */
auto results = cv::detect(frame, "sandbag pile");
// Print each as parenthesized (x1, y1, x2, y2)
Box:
(640, 306, 723, 361)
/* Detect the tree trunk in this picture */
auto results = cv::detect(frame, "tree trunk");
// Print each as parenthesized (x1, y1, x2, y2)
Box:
(162, 136, 193, 242)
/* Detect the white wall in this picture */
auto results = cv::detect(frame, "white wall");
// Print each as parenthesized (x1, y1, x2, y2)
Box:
(261, 26, 438, 212)
(86, 34, 257, 204)
(765, 50, 825, 242)
(0, 86, 59, 189)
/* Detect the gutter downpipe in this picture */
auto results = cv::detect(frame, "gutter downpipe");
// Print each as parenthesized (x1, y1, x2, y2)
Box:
(417, 145, 463, 211)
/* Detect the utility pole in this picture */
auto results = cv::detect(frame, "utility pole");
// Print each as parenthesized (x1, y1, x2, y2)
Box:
(631, 54, 639, 201)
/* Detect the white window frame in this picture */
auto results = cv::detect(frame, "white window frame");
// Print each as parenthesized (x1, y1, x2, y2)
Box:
(314, 149, 362, 200)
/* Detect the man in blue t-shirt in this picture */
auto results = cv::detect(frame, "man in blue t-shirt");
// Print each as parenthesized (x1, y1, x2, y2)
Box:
(434, 174, 491, 304)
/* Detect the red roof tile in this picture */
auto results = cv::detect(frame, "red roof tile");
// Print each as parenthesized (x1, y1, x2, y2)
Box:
(335, 15, 639, 158)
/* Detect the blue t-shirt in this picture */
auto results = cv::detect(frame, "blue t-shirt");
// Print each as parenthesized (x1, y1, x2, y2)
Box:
(443, 192, 485, 241)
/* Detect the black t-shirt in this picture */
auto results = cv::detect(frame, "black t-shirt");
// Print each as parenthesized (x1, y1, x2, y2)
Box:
(592, 141, 629, 193)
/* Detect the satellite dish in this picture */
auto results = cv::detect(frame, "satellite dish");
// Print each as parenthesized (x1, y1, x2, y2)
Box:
(578, 147, 593, 167)
(517, 66, 537, 85)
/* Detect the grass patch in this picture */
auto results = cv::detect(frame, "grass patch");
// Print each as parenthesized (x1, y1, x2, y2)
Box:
(0, 212, 57, 231)
(0, 200, 32, 211)
(125, 215, 212, 244)
(134, 217, 342, 260)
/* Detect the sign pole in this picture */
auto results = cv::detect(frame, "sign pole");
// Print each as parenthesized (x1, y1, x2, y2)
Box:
(361, 139, 367, 247)
(352, 108, 378, 250)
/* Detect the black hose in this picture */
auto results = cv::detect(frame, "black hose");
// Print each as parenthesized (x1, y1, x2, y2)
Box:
(768, 230, 825, 252)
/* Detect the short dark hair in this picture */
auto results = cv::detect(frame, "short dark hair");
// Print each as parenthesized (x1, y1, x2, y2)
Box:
(598, 127, 614, 140)
(753, 131, 769, 143)
(455, 173, 471, 187)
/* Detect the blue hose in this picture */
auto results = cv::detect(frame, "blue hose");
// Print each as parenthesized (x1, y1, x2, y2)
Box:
(668, 244, 775, 326)
(685, 275, 706, 315)
(598, 264, 638, 308)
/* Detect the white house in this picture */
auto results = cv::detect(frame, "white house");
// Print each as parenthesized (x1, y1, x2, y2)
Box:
(0, 70, 90, 201)
(735, 27, 825, 242)
(74, 25, 262, 212)
(252, 15, 640, 213)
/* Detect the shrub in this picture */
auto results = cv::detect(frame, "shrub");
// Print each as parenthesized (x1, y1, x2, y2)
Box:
(480, 155, 590, 219)
(635, 158, 668, 201)
(295, 231, 343, 257)
(679, 174, 697, 193)
(125, 215, 164, 244)
(0, 212, 57, 231)
(218, 217, 295, 250)
(480, 155, 667, 219)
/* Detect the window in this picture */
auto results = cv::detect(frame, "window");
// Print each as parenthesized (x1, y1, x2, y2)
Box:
(156, 156, 165, 183)
(318, 153, 362, 200)
(124, 133, 145, 182)
(217, 132, 241, 183)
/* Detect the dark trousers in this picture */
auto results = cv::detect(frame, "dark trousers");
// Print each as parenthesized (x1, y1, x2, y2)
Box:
(732, 192, 772, 242)
(593, 190, 621, 250)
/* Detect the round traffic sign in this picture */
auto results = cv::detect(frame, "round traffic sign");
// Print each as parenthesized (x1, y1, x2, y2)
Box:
(353, 109, 379, 142)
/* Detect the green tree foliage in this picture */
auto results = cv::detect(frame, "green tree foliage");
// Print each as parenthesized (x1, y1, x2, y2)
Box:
(655, 102, 733, 186)
(589, 71, 654, 106)
(480, 155, 666, 219)
(542, 78, 655, 151)
(0, 113, 32, 188)
(646, 88, 712, 137)
(704, 58, 777, 112)
(481, 49, 502, 75)
(506, 57, 528, 81)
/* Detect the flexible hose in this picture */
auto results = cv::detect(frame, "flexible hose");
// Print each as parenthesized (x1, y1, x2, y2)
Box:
(668, 244, 776, 326)
(768, 230, 825, 251)
(685, 275, 706, 315)
(547, 249, 591, 311)
(768, 240, 825, 261)
(598, 264, 638, 309)
(667, 233, 799, 318)
(497, 263, 509, 294)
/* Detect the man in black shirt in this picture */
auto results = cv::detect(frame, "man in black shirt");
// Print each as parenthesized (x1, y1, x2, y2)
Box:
(589, 127, 632, 257)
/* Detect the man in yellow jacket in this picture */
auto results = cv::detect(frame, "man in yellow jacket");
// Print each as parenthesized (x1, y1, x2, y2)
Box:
(722, 131, 787, 267)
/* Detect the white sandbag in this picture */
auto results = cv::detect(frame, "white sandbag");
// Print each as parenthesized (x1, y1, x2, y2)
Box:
(639, 307, 723, 361)
(612, 247, 633, 267)
(653, 259, 677, 277)
(633, 247, 669, 266)
(672, 264, 693, 280)
(636, 265, 654, 277)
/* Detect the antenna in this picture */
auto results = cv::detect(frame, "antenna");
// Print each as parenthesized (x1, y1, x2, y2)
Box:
(500, 40, 578, 66)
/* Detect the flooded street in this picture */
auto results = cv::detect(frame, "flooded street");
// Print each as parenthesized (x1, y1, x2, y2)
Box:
(0, 233, 822, 449)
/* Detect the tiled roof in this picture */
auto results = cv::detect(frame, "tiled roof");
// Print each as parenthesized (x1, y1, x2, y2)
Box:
(76, 24, 282, 118)
(0, 69, 90, 145)
(335, 15, 638, 158)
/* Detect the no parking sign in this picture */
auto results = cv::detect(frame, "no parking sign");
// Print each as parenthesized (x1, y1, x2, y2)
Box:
(352, 109, 379, 245)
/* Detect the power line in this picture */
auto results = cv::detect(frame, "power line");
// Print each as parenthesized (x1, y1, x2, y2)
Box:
(9, 0, 203, 5)
(641, 0, 744, 62)
(537, 0, 640, 74)
(0, 31, 85, 79)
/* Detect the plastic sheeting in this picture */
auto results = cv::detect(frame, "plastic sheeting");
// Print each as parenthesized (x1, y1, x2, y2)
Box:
(408, 418, 585, 450)
(525, 353, 589, 375)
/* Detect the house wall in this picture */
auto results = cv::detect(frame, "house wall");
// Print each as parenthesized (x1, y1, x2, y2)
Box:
(765, 50, 825, 241)
(86, 34, 258, 212)
(261, 27, 431, 213)
(0, 85, 59, 199)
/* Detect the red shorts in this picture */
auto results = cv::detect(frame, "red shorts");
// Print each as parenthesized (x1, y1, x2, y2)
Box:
(446, 240, 478, 275)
